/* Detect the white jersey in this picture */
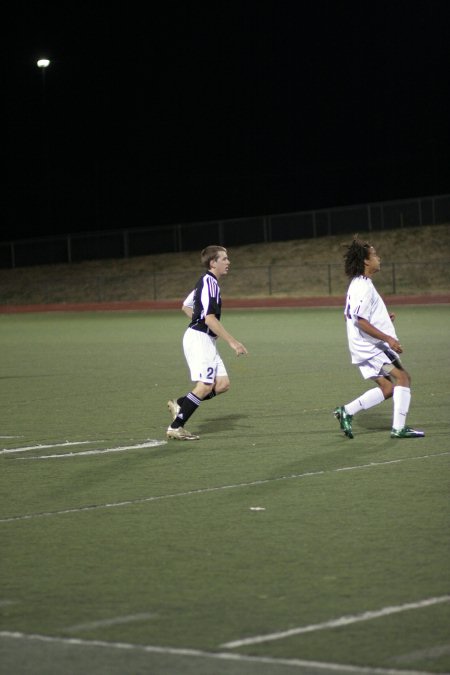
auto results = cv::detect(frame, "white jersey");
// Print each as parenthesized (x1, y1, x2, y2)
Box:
(345, 276, 397, 364)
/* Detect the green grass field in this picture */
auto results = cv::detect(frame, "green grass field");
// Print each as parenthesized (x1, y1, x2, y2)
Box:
(1, 306, 449, 675)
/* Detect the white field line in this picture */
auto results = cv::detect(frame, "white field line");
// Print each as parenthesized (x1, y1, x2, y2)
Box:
(0, 451, 448, 524)
(65, 612, 157, 632)
(0, 441, 99, 455)
(393, 643, 450, 664)
(12, 440, 167, 459)
(0, 631, 437, 675)
(221, 595, 450, 649)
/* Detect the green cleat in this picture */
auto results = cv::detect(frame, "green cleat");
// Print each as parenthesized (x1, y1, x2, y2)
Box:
(334, 406, 354, 439)
(390, 426, 425, 438)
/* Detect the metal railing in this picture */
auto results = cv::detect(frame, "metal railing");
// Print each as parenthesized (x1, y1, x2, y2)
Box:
(1, 261, 449, 306)
(1, 193, 449, 270)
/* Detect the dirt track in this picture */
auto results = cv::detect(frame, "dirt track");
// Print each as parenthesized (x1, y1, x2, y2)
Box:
(1, 294, 449, 314)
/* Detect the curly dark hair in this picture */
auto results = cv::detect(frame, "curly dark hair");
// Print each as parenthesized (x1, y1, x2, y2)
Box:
(343, 236, 372, 278)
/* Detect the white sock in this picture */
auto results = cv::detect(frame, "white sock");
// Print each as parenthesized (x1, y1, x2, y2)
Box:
(392, 386, 411, 430)
(345, 388, 385, 416)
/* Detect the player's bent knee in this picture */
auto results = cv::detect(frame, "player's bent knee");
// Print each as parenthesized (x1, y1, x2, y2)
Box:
(194, 381, 214, 398)
(379, 381, 394, 399)
(215, 380, 230, 394)
(398, 371, 411, 387)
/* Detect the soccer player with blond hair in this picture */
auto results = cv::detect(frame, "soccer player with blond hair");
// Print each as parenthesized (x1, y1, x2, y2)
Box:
(167, 245, 248, 440)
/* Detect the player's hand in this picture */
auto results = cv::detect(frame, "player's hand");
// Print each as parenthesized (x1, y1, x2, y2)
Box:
(233, 341, 248, 356)
(387, 336, 403, 353)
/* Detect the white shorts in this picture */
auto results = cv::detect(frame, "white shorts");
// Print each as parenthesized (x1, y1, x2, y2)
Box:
(358, 349, 402, 380)
(183, 328, 228, 383)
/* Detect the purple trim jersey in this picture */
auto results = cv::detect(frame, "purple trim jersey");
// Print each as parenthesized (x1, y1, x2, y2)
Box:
(188, 272, 222, 337)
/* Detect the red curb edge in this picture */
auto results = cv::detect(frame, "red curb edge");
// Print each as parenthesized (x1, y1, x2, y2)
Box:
(1, 295, 449, 313)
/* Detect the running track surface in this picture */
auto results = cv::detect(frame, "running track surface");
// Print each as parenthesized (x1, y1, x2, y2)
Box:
(1, 295, 449, 313)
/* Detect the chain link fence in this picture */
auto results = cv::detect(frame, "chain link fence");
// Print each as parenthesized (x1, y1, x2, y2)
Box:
(1, 261, 449, 306)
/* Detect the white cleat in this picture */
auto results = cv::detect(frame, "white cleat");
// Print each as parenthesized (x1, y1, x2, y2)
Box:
(166, 426, 199, 441)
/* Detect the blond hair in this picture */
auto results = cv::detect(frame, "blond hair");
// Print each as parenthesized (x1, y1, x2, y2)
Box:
(200, 245, 227, 270)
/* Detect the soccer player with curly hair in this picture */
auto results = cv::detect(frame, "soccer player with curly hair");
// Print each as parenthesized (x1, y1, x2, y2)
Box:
(334, 236, 424, 439)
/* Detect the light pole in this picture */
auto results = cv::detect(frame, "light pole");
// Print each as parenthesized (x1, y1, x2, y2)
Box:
(37, 58, 50, 86)
(37, 58, 51, 228)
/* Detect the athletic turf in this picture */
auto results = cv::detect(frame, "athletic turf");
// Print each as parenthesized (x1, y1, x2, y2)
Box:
(1, 306, 449, 674)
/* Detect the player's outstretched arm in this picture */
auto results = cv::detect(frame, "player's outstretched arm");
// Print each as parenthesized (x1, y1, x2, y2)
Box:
(205, 315, 248, 356)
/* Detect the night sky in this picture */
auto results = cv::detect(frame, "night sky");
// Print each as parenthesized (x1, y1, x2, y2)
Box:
(3, 1, 450, 242)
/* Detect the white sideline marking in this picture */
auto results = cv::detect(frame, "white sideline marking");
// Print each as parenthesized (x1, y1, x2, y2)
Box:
(0, 631, 437, 675)
(66, 613, 156, 632)
(394, 643, 450, 664)
(221, 595, 450, 649)
(1, 451, 448, 523)
(14, 440, 166, 459)
(0, 441, 98, 455)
